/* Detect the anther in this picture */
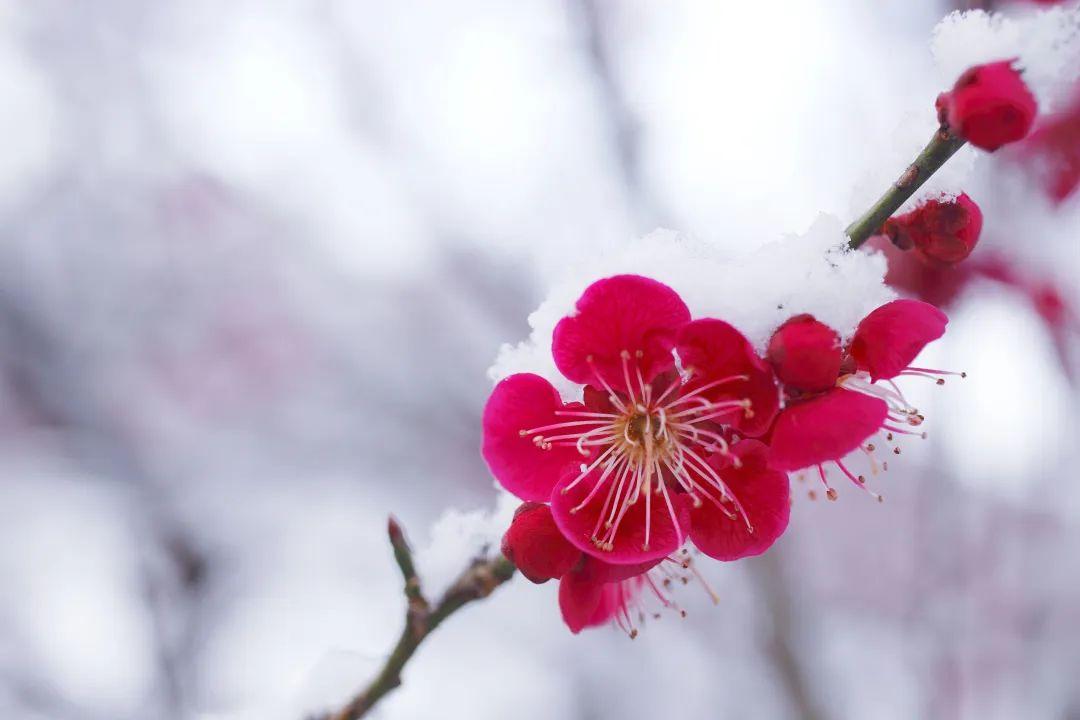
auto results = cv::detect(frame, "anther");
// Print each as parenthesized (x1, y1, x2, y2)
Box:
(826, 488, 838, 501)
(635, 350, 644, 358)
(866, 443, 875, 452)
(893, 447, 901, 455)
(936, 378, 945, 385)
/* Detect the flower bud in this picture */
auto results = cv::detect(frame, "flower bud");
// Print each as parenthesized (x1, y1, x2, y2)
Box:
(936, 60, 1037, 151)
(501, 503, 581, 584)
(766, 315, 842, 393)
(882, 193, 983, 265)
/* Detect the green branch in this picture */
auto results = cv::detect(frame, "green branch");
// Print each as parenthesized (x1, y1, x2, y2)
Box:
(845, 128, 967, 249)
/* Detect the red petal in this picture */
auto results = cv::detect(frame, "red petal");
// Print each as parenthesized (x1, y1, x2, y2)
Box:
(558, 571, 605, 634)
(766, 315, 842, 393)
(850, 299, 948, 381)
(768, 389, 888, 471)
(481, 373, 582, 502)
(676, 319, 780, 437)
(553, 275, 690, 393)
(557, 558, 652, 633)
(573, 553, 661, 583)
(550, 464, 691, 565)
(689, 440, 791, 561)
(500, 503, 582, 584)
(943, 60, 1038, 151)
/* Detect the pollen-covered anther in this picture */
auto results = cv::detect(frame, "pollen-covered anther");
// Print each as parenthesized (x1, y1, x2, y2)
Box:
(826, 488, 838, 501)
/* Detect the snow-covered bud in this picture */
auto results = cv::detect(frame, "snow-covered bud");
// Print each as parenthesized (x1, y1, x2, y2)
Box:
(936, 60, 1037, 151)
(500, 502, 581, 584)
(882, 193, 983, 265)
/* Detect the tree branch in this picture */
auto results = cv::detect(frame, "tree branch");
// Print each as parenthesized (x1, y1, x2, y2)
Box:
(846, 128, 967, 249)
(320, 516, 515, 720)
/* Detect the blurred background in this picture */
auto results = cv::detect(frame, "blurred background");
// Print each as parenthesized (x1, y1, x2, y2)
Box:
(1, 0, 1078, 718)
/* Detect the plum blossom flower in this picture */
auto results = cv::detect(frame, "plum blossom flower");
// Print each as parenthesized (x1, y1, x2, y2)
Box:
(937, 60, 1038, 152)
(764, 300, 954, 498)
(483, 275, 788, 569)
(881, 193, 983, 265)
(500, 502, 719, 635)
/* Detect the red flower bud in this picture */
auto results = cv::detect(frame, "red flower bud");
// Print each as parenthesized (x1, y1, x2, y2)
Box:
(501, 503, 581, 584)
(937, 60, 1038, 151)
(882, 193, 983, 265)
(766, 314, 842, 393)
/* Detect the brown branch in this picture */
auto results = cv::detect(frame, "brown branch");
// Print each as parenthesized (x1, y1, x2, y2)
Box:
(845, 128, 967, 249)
(319, 516, 516, 720)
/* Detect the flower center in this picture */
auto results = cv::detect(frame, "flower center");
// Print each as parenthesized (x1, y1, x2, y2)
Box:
(519, 349, 756, 554)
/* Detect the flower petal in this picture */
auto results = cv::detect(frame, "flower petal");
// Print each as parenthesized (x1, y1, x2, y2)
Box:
(558, 571, 605, 634)
(574, 554, 661, 584)
(557, 558, 652, 634)
(766, 314, 842, 393)
(481, 373, 582, 502)
(688, 440, 791, 561)
(500, 503, 582, 584)
(550, 464, 691, 565)
(686, 440, 790, 561)
(850, 299, 948, 381)
(553, 275, 690, 393)
(676, 319, 780, 437)
(768, 389, 888, 471)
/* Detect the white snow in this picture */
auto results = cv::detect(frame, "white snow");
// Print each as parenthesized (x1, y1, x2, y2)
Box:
(933, 7, 1080, 113)
(414, 487, 519, 596)
(489, 215, 894, 400)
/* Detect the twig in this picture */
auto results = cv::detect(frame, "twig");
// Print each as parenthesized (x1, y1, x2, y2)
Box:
(321, 516, 516, 720)
(845, 128, 967, 249)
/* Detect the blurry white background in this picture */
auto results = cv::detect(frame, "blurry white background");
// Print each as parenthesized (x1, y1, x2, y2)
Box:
(0, 1, 1078, 719)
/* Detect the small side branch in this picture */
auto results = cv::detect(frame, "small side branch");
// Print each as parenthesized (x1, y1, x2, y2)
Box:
(846, 129, 967, 249)
(322, 516, 515, 720)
